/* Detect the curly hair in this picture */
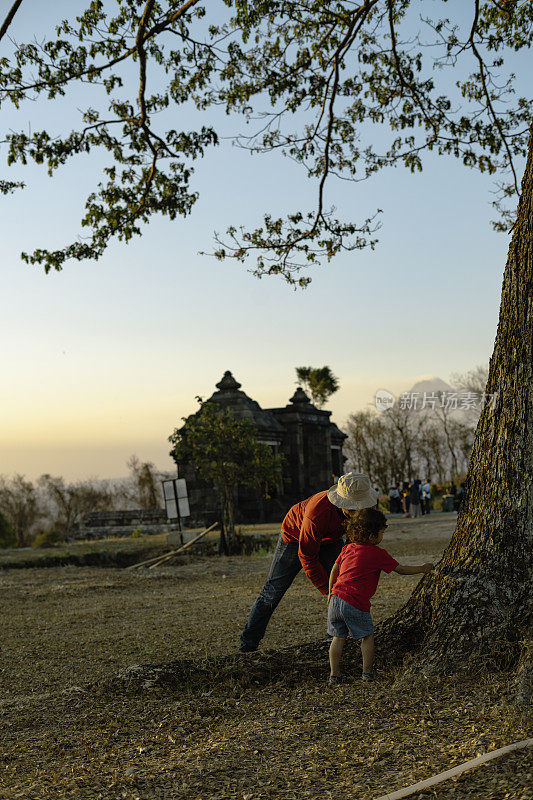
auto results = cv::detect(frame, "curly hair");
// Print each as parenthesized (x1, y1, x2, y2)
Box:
(345, 507, 387, 544)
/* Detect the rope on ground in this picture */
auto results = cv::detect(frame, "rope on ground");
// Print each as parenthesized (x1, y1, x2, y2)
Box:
(373, 738, 533, 800)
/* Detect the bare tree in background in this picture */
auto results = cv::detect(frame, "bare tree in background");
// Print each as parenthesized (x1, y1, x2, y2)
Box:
(385, 405, 424, 482)
(431, 399, 461, 480)
(450, 364, 490, 429)
(38, 474, 113, 539)
(451, 365, 489, 397)
(124, 456, 166, 510)
(345, 410, 405, 489)
(0, 474, 41, 546)
(417, 423, 447, 484)
(344, 367, 485, 487)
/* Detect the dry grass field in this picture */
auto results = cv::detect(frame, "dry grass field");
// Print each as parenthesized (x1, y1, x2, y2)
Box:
(1, 514, 531, 800)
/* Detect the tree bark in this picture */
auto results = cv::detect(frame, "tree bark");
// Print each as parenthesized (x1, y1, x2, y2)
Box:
(221, 484, 235, 543)
(379, 129, 533, 676)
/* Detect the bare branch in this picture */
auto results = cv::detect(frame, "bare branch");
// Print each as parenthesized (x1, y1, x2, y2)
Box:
(0, 0, 24, 43)
(312, 2, 377, 231)
(136, 1, 155, 126)
(467, 0, 520, 194)
(387, 0, 440, 139)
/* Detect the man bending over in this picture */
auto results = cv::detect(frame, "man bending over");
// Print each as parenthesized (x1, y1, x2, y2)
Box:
(239, 472, 378, 652)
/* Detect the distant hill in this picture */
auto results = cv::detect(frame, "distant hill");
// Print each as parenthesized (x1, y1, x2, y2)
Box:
(404, 375, 477, 421)
(408, 376, 454, 395)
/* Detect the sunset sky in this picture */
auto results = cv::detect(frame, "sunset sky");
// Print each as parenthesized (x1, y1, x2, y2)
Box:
(1, 2, 520, 481)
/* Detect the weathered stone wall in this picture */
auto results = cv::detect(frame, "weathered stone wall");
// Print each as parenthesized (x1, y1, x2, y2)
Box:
(71, 509, 172, 540)
(172, 373, 348, 522)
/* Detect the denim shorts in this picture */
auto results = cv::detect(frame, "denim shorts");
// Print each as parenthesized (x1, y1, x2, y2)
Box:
(327, 595, 374, 640)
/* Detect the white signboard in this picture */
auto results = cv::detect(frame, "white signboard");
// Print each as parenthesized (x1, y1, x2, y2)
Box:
(162, 478, 190, 519)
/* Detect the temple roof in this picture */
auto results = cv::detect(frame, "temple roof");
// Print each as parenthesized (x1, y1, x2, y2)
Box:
(216, 371, 242, 391)
(270, 385, 347, 441)
(329, 421, 348, 443)
(207, 371, 285, 439)
(201, 370, 346, 443)
(289, 387, 312, 405)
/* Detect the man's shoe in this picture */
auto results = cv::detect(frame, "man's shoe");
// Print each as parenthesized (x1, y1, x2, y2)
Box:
(238, 643, 258, 653)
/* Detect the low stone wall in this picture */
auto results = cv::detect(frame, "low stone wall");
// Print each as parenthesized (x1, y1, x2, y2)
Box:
(71, 509, 173, 540)
(74, 523, 175, 540)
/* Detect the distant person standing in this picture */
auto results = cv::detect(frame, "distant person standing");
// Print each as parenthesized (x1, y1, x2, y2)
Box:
(421, 479, 431, 515)
(396, 483, 402, 513)
(388, 485, 400, 514)
(402, 482, 410, 517)
(409, 479, 422, 518)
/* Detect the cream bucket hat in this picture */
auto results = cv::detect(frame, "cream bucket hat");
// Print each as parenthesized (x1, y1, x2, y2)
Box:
(327, 472, 378, 510)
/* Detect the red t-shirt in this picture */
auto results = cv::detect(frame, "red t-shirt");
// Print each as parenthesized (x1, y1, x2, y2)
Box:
(332, 543, 399, 612)
(281, 491, 346, 595)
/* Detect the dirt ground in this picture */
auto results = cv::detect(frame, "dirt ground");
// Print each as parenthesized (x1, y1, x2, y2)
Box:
(1, 514, 450, 694)
(1, 513, 531, 799)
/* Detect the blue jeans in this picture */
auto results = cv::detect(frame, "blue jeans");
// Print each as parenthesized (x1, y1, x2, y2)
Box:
(240, 534, 343, 649)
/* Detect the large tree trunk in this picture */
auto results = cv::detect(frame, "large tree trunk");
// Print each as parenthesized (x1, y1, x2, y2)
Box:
(379, 131, 533, 679)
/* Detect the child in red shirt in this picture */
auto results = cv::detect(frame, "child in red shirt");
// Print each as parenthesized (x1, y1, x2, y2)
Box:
(327, 507, 433, 686)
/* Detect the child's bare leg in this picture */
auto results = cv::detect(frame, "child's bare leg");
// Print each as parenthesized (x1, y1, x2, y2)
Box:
(329, 636, 346, 676)
(360, 634, 375, 673)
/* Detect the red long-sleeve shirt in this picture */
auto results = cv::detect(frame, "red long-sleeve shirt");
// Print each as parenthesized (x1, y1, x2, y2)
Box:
(281, 490, 345, 594)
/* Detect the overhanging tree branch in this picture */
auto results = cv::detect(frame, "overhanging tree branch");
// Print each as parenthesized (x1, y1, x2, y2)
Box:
(0, 0, 24, 43)
(2, 1, 531, 281)
(1, 0, 203, 98)
(467, 0, 520, 194)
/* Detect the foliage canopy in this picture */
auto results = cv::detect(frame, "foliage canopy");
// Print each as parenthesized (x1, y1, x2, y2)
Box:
(295, 365, 339, 407)
(1, 1, 532, 284)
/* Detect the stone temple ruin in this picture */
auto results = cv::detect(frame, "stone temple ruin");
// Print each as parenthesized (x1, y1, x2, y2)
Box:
(177, 371, 347, 524)
(75, 371, 348, 537)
